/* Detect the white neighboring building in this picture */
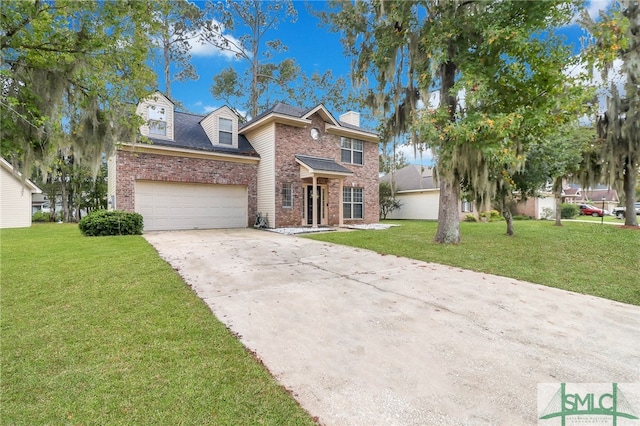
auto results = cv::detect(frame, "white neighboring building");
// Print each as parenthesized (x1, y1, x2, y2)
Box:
(382, 164, 560, 220)
(1, 158, 42, 228)
(380, 165, 470, 220)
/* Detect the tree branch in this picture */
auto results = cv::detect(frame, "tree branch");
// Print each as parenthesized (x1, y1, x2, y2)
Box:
(0, 0, 43, 49)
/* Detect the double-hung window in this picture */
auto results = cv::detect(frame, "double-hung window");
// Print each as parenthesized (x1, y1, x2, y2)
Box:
(219, 117, 233, 145)
(461, 200, 474, 213)
(341, 137, 364, 165)
(148, 106, 167, 136)
(343, 187, 364, 219)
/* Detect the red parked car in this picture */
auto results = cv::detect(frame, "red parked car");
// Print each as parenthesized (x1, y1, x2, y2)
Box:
(579, 204, 607, 217)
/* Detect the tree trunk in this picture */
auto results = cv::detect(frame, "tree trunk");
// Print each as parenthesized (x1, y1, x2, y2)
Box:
(434, 52, 461, 244)
(435, 175, 461, 244)
(554, 195, 563, 226)
(504, 208, 514, 236)
(623, 157, 639, 226)
(61, 168, 69, 222)
(553, 177, 563, 226)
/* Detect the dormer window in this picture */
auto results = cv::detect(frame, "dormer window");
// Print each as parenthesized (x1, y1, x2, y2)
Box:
(219, 117, 233, 145)
(148, 105, 167, 136)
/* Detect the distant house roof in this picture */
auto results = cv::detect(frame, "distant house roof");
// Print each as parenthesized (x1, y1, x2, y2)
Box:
(147, 110, 259, 157)
(0, 158, 42, 193)
(584, 188, 619, 203)
(380, 164, 437, 191)
(562, 188, 581, 197)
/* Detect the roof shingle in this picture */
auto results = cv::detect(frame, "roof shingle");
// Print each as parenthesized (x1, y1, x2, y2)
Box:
(148, 111, 258, 157)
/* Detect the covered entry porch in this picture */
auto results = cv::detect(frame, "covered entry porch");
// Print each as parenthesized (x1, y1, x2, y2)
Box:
(295, 155, 353, 228)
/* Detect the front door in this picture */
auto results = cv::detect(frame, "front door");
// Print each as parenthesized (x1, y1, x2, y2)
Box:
(306, 185, 326, 225)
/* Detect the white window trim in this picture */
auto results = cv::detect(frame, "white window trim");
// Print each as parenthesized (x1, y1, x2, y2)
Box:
(218, 117, 233, 145)
(343, 187, 364, 219)
(341, 137, 364, 165)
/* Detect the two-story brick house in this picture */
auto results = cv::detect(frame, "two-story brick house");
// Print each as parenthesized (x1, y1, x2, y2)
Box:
(107, 92, 379, 231)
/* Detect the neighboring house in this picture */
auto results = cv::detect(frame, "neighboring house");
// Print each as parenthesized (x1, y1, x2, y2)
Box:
(108, 92, 379, 231)
(561, 186, 619, 213)
(512, 193, 556, 219)
(380, 164, 473, 220)
(582, 188, 619, 213)
(1, 158, 42, 228)
(32, 193, 47, 214)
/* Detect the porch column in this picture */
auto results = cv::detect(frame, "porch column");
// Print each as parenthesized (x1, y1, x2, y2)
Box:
(312, 175, 318, 228)
(338, 178, 344, 227)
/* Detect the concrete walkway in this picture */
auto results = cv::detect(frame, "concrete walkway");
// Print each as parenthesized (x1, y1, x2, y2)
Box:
(144, 228, 640, 425)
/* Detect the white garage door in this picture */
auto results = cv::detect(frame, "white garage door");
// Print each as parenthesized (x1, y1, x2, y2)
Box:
(135, 181, 248, 231)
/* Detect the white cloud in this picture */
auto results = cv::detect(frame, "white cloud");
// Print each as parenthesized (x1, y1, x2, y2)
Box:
(585, 0, 613, 21)
(397, 143, 435, 166)
(189, 19, 246, 60)
(202, 105, 218, 113)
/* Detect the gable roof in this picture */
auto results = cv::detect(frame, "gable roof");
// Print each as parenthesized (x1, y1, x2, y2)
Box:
(295, 155, 353, 176)
(240, 102, 378, 139)
(583, 188, 619, 203)
(146, 110, 258, 157)
(380, 164, 436, 191)
(0, 158, 42, 193)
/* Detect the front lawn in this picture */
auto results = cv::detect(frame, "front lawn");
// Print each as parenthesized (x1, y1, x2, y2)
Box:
(0, 224, 315, 425)
(305, 220, 640, 306)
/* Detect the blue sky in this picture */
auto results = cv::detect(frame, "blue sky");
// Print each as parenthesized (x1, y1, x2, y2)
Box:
(159, 1, 350, 115)
(157, 0, 614, 165)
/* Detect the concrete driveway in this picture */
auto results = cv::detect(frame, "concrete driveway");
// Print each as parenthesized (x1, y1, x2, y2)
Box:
(144, 228, 640, 425)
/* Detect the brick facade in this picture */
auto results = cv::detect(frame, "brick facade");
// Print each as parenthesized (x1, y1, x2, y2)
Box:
(115, 150, 258, 227)
(115, 106, 379, 230)
(273, 114, 379, 227)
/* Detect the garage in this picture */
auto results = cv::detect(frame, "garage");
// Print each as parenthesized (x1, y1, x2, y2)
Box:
(135, 181, 248, 231)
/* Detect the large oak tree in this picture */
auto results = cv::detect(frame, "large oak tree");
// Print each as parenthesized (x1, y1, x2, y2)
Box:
(581, 0, 639, 227)
(1, 0, 157, 173)
(325, 0, 586, 242)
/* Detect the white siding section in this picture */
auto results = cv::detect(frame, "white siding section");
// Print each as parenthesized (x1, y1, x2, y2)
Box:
(243, 124, 276, 224)
(136, 92, 174, 140)
(0, 163, 39, 228)
(387, 190, 440, 220)
(201, 106, 239, 148)
(107, 153, 117, 210)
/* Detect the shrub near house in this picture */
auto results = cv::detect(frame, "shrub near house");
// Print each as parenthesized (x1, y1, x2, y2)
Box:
(79, 210, 143, 236)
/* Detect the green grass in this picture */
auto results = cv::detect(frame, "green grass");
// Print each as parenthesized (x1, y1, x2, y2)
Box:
(1, 224, 315, 425)
(568, 214, 622, 223)
(305, 220, 640, 305)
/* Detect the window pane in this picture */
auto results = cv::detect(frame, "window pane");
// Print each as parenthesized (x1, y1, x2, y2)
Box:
(149, 120, 166, 136)
(219, 117, 233, 132)
(219, 131, 232, 145)
(282, 183, 292, 208)
(353, 203, 363, 219)
(343, 188, 351, 203)
(341, 137, 351, 149)
(341, 149, 351, 163)
(148, 106, 166, 121)
(353, 188, 363, 202)
(343, 205, 351, 219)
(353, 151, 363, 165)
(353, 140, 363, 151)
